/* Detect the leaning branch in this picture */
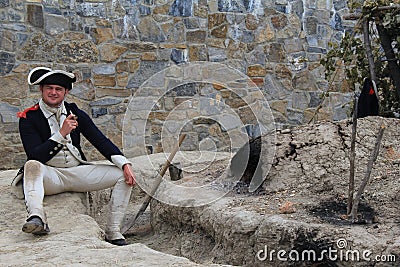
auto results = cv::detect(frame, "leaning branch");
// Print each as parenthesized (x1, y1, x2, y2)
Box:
(350, 124, 385, 222)
(121, 134, 187, 234)
(343, 4, 400, 20)
(343, 13, 363, 20)
(363, 19, 377, 84)
(374, 4, 400, 11)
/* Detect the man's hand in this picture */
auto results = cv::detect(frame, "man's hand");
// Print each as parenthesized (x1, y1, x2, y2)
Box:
(123, 164, 136, 186)
(60, 113, 78, 138)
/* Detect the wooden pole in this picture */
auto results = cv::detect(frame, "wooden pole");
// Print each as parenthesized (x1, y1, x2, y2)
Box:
(121, 134, 186, 234)
(362, 18, 381, 108)
(350, 124, 385, 222)
(347, 93, 358, 215)
(363, 19, 377, 83)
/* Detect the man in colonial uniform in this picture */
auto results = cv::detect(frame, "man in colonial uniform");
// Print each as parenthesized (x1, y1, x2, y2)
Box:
(16, 67, 136, 246)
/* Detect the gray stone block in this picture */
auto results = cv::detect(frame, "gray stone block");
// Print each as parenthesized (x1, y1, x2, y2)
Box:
(93, 64, 116, 75)
(183, 17, 199, 29)
(305, 16, 318, 35)
(208, 47, 227, 62)
(91, 107, 107, 118)
(333, 0, 347, 11)
(169, 83, 197, 97)
(90, 98, 122, 107)
(138, 17, 166, 42)
(0, 0, 9, 8)
(44, 6, 62, 15)
(287, 108, 304, 125)
(171, 49, 188, 64)
(8, 8, 23, 22)
(169, 0, 194, 17)
(309, 92, 323, 108)
(127, 61, 169, 89)
(44, 14, 69, 35)
(76, 2, 106, 17)
(218, 0, 243, 12)
(291, 0, 304, 19)
(292, 91, 310, 110)
(0, 102, 19, 123)
(307, 46, 326, 54)
(331, 13, 343, 31)
(1, 23, 26, 31)
(242, 30, 254, 43)
(275, 4, 287, 13)
(16, 32, 28, 46)
(0, 52, 15, 75)
(139, 5, 151, 16)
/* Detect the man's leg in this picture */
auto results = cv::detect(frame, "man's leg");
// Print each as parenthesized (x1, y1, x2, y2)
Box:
(22, 160, 77, 235)
(105, 177, 132, 243)
(57, 164, 133, 244)
(22, 160, 51, 234)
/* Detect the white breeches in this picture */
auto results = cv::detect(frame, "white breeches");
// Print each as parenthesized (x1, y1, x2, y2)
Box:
(23, 160, 132, 240)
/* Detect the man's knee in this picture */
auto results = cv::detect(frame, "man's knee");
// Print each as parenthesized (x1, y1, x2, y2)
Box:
(24, 160, 43, 178)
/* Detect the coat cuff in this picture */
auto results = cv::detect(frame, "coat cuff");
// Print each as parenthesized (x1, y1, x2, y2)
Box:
(50, 131, 68, 145)
(111, 155, 131, 170)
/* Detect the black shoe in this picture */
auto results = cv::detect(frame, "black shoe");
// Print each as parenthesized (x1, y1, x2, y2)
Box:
(105, 238, 128, 246)
(22, 216, 50, 235)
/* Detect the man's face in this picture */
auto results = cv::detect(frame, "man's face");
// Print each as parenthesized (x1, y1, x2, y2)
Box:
(40, 84, 69, 108)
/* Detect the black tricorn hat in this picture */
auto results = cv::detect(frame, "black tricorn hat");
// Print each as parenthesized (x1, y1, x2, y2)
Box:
(28, 67, 76, 90)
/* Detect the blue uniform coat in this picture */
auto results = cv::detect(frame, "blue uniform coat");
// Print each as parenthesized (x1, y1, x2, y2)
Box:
(18, 102, 123, 165)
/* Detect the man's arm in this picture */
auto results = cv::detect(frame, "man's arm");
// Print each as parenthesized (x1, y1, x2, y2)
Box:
(19, 113, 64, 163)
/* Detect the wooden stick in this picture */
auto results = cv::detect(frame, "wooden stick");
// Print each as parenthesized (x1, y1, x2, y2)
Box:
(347, 94, 358, 215)
(363, 19, 377, 85)
(350, 124, 385, 221)
(121, 134, 186, 234)
(362, 19, 381, 108)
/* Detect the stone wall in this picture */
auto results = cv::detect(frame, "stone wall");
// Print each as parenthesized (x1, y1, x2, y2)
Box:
(0, 0, 353, 169)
